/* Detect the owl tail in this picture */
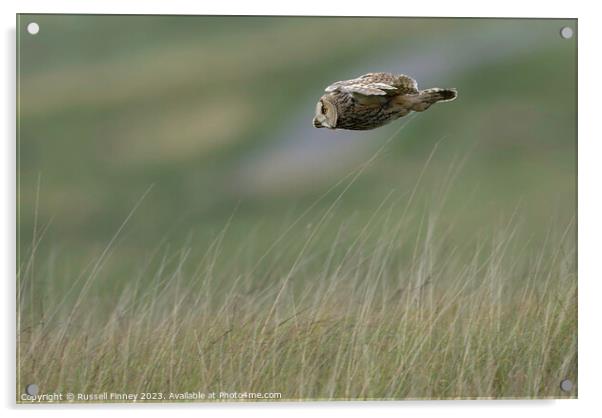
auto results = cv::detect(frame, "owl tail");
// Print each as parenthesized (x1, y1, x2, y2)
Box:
(412, 88, 457, 112)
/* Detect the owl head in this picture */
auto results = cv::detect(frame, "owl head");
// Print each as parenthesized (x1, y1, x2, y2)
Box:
(312, 97, 337, 129)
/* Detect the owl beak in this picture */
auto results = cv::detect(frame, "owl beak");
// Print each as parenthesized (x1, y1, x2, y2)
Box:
(313, 116, 334, 129)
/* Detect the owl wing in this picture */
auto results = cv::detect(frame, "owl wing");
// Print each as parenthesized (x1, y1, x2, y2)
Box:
(325, 73, 419, 102)
(362, 73, 419, 95)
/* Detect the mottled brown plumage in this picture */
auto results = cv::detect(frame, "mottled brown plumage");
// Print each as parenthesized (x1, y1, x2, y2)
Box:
(312, 72, 457, 131)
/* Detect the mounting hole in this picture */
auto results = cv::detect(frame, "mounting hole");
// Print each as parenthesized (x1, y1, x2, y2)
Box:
(27, 22, 40, 35)
(25, 383, 39, 396)
(560, 379, 573, 392)
(560, 26, 573, 39)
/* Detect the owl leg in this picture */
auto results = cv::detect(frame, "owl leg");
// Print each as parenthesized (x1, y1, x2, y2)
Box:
(411, 88, 457, 112)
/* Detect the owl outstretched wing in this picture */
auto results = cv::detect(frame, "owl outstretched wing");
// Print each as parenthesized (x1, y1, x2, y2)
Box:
(325, 73, 419, 98)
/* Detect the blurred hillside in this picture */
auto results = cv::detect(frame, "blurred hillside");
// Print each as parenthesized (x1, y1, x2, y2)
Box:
(17, 16, 576, 277)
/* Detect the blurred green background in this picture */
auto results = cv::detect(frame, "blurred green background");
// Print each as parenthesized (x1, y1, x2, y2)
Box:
(17, 16, 576, 290)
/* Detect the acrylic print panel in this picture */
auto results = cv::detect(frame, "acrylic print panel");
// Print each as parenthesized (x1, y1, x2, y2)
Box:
(16, 15, 577, 403)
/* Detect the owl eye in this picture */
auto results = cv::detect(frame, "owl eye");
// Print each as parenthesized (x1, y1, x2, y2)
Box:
(321, 103, 327, 114)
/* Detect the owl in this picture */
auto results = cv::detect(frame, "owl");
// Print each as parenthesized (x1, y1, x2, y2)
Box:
(312, 72, 457, 130)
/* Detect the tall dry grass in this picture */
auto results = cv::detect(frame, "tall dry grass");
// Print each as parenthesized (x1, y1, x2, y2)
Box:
(17, 205, 576, 401)
(17, 137, 577, 402)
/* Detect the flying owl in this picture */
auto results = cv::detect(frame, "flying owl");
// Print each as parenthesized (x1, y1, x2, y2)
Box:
(312, 72, 457, 130)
